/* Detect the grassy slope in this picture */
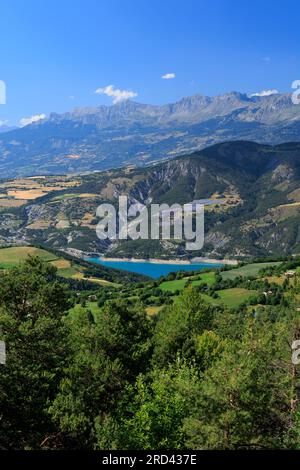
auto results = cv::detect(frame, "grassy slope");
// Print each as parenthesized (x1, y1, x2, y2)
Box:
(221, 262, 281, 280)
(171, 287, 257, 309)
(0, 246, 120, 287)
(159, 272, 216, 292)
(68, 302, 99, 320)
(0, 246, 58, 268)
(216, 288, 257, 308)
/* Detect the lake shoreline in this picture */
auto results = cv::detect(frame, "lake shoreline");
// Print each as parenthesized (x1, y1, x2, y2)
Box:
(99, 256, 238, 266)
(63, 248, 239, 267)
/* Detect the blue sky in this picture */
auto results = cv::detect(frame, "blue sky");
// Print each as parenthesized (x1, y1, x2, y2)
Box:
(0, 0, 300, 126)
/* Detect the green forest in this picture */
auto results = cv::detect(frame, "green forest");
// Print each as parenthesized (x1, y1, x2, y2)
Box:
(1, 255, 300, 450)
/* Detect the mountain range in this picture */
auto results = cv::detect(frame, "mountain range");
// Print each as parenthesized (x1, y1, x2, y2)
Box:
(1, 91, 300, 177)
(0, 125, 16, 134)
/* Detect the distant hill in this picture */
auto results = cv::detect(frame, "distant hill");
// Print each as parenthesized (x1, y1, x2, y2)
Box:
(0, 125, 17, 134)
(1, 140, 300, 259)
(1, 92, 300, 177)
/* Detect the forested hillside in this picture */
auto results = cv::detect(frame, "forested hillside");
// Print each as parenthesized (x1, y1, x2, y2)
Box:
(1, 255, 300, 449)
(1, 141, 300, 259)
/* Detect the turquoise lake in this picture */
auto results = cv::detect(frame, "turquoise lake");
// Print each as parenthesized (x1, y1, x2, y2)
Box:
(87, 258, 222, 278)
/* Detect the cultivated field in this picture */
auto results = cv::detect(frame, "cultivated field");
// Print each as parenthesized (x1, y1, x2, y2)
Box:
(0, 176, 81, 207)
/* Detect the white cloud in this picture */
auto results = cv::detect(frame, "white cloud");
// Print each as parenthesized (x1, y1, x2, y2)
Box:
(0, 120, 8, 127)
(250, 89, 279, 97)
(161, 73, 176, 79)
(19, 114, 46, 127)
(95, 85, 138, 104)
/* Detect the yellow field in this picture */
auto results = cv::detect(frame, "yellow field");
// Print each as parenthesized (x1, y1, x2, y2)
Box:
(0, 176, 82, 202)
(8, 190, 47, 199)
(55, 219, 70, 229)
(80, 212, 95, 228)
(50, 259, 71, 269)
(72, 272, 120, 287)
(54, 193, 98, 201)
(268, 204, 300, 223)
(288, 188, 300, 202)
(26, 220, 52, 229)
(0, 198, 27, 207)
(264, 276, 285, 285)
(146, 306, 163, 316)
(65, 154, 80, 159)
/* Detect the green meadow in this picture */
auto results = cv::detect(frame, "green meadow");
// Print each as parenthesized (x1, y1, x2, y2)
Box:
(221, 262, 281, 280)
